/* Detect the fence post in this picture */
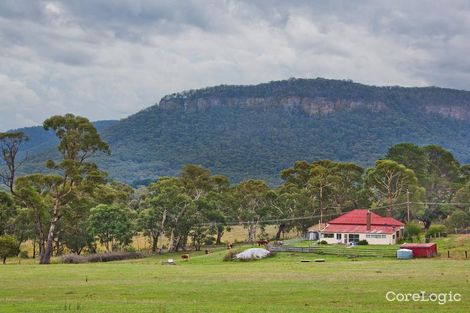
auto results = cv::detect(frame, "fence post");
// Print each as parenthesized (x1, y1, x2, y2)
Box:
(465, 251, 467, 259)
(447, 250, 450, 258)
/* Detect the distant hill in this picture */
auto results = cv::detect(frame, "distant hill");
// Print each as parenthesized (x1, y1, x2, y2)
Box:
(15, 78, 470, 186)
(10, 120, 118, 167)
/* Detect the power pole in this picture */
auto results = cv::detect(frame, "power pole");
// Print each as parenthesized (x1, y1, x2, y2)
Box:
(406, 189, 410, 222)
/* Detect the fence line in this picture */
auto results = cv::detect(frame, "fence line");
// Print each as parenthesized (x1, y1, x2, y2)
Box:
(269, 245, 397, 257)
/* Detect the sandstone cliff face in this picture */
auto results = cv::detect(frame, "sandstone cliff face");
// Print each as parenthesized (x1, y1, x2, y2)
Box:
(159, 96, 388, 116)
(424, 105, 470, 120)
(157, 77, 470, 121)
(159, 95, 470, 121)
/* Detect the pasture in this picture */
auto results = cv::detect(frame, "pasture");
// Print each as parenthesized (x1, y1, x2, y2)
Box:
(0, 244, 469, 313)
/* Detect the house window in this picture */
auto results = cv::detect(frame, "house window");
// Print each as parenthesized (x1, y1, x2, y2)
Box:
(336, 233, 341, 240)
(322, 233, 334, 238)
(348, 234, 359, 243)
(366, 234, 386, 239)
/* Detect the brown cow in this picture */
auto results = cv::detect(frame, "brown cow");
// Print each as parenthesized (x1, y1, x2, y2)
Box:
(257, 240, 269, 246)
(181, 254, 190, 261)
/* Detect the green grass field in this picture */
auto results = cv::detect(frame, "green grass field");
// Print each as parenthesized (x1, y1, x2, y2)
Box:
(1, 242, 469, 313)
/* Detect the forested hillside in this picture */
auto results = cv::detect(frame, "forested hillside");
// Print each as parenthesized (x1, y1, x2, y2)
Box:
(17, 78, 470, 186)
(9, 120, 118, 159)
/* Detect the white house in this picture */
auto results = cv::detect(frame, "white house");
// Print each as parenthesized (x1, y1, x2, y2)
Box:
(312, 209, 404, 245)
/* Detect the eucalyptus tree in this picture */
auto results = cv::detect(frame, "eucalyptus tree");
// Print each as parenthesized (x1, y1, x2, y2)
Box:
(233, 180, 272, 243)
(0, 191, 14, 236)
(0, 132, 28, 194)
(280, 160, 311, 188)
(14, 174, 53, 258)
(331, 162, 364, 212)
(143, 177, 195, 252)
(365, 159, 423, 218)
(274, 184, 316, 238)
(453, 181, 470, 204)
(423, 145, 462, 201)
(386, 143, 429, 185)
(36, 114, 109, 264)
(87, 204, 134, 252)
(307, 160, 340, 224)
(205, 175, 231, 245)
(179, 164, 213, 200)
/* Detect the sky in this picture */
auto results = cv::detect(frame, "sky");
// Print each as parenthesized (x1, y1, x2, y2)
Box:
(1, 0, 470, 131)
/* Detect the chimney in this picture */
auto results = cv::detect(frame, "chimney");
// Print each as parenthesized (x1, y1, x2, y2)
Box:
(366, 210, 371, 231)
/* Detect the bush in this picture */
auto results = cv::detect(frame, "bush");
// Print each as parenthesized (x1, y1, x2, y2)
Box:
(223, 250, 240, 262)
(61, 252, 143, 264)
(357, 240, 368, 245)
(446, 210, 470, 230)
(124, 246, 136, 253)
(204, 237, 215, 246)
(319, 240, 328, 245)
(19, 251, 29, 259)
(404, 222, 422, 241)
(0, 235, 19, 264)
(426, 224, 447, 238)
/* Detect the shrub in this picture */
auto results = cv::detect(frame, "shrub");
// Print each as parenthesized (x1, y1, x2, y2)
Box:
(124, 246, 136, 253)
(446, 210, 470, 230)
(357, 240, 368, 245)
(61, 252, 143, 264)
(19, 251, 29, 259)
(319, 240, 328, 245)
(426, 224, 447, 238)
(204, 237, 215, 246)
(223, 250, 239, 262)
(0, 235, 19, 264)
(404, 222, 422, 241)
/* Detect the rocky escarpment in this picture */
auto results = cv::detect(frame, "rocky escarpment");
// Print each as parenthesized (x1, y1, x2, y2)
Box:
(159, 95, 388, 116)
(158, 78, 470, 120)
(424, 105, 470, 120)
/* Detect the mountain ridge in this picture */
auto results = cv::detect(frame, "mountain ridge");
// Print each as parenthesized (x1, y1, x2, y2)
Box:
(9, 78, 470, 186)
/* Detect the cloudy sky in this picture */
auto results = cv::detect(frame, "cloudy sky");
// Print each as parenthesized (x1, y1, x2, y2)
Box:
(1, 0, 470, 130)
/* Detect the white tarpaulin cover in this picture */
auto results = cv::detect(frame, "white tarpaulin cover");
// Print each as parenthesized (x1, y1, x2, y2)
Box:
(236, 248, 271, 260)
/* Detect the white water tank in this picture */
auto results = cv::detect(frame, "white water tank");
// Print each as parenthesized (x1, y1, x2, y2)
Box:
(397, 249, 413, 259)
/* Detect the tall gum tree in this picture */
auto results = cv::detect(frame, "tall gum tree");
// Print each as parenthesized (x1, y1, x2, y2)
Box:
(39, 114, 109, 264)
(365, 159, 423, 218)
(0, 132, 28, 194)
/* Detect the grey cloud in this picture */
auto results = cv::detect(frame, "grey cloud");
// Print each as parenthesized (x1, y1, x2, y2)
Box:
(1, 0, 470, 131)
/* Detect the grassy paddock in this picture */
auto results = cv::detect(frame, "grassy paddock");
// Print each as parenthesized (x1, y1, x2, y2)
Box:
(0, 247, 469, 313)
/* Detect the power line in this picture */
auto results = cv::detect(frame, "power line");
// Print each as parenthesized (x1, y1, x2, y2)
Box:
(195, 201, 470, 227)
(198, 202, 410, 227)
(411, 202, 470, 206)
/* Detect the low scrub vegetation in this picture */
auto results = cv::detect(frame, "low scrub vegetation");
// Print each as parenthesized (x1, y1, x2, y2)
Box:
(223, 250, 241, 261)
(61, 252, 143, 264)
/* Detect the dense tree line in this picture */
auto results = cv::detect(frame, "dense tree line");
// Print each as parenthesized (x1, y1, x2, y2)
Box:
(1, 114, 469, 263)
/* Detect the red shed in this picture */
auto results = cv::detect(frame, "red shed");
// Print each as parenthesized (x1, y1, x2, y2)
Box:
(400, 243, 437, 258)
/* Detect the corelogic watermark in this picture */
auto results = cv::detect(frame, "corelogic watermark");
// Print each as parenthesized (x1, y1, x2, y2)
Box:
(386, 291, 462, 305)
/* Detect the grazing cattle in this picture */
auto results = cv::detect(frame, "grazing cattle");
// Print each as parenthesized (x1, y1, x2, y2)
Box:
(227, 243, 233, 249)
(181, 254, 190, 261)
(257, 240, 269, 246)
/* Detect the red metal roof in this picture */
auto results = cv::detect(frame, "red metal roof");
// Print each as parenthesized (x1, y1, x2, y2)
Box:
(327, 209, 404, 227)
(323, 224, 399, 234)
(400, 243, 436, 248)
